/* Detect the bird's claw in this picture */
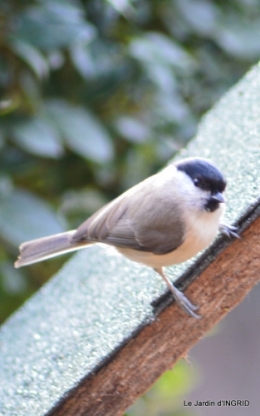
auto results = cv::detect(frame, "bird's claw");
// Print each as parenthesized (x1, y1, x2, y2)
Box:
(172, 286, 201, 319)
(219, 223, 240, 239)
(155, 268, 201, 319)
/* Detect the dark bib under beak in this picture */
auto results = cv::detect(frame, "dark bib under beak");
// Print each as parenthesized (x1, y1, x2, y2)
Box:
(205, 192, 225, 212)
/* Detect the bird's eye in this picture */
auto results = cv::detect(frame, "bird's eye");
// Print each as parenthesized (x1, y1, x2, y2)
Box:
(193, 178, 201, 187)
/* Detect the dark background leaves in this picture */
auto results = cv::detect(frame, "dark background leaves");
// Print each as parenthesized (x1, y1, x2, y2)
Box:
(1, 1, 260, 413)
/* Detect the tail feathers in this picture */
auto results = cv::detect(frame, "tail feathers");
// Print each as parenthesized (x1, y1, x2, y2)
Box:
(15, 230, 91, 268)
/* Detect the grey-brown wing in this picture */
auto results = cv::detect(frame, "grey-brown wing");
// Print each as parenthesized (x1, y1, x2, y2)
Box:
(72, 180, 185, 254)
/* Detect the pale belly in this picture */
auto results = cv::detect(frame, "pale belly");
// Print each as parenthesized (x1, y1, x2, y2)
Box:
(117, 207, 223, 269)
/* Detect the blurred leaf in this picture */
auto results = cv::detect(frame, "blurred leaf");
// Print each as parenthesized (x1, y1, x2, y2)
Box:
(0, 260, 35, 324)
(47, 50, 65, 70)
(114, 116, 151, 143)
(60, 188, 108, 226)
(0, 176, 13, 197)
(61, 188, 107, 216)
(147, 64, 177, 94)
(70, 44, 96, 79)
(15, 0, 96, 50)
(106, 0, 135, 18)
(72, 39, 126, 81)
(10, 40, 49, 79)
(127, 360, 196, 416)
(0, 189, 65, 245)
(129, 32, 195, 70)
(121, 147, 153, 189)
(155, 93, 191, 123)
(10, 117, 63, 158)
(152, 365, 194, 398)
(0, 261, 27, 294)
(0, 97, 20, 116)
(215, 22, 260, 60)
(0, 128, 5, 149)
(47, 101, 114, 163)
(176, 0, 219, 36)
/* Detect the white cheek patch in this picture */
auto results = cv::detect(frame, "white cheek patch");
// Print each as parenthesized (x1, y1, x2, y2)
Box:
(172, 170, 209, 211)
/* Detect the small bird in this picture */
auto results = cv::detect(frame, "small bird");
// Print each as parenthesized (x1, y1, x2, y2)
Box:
(15, 157, 238, 318)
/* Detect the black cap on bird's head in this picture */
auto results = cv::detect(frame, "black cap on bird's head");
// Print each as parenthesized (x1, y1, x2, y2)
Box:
(175, 157, 226, 212)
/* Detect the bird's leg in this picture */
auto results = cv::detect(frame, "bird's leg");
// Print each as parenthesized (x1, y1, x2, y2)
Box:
(219, 223, 240, 239)
(154, 267, 200, 319)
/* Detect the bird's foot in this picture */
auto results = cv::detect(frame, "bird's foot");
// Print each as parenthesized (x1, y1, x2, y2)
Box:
(171, 285, 201, 319)
(154, 267, 200, 319)
(219, 223, 240, 239)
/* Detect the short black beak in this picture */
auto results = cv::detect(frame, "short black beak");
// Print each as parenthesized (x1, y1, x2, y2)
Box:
(211, 192, 225, 203)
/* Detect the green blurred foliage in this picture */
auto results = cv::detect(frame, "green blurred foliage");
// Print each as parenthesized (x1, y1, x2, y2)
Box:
(126, 360, 198, 416)
(1, 0, 260, 414)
